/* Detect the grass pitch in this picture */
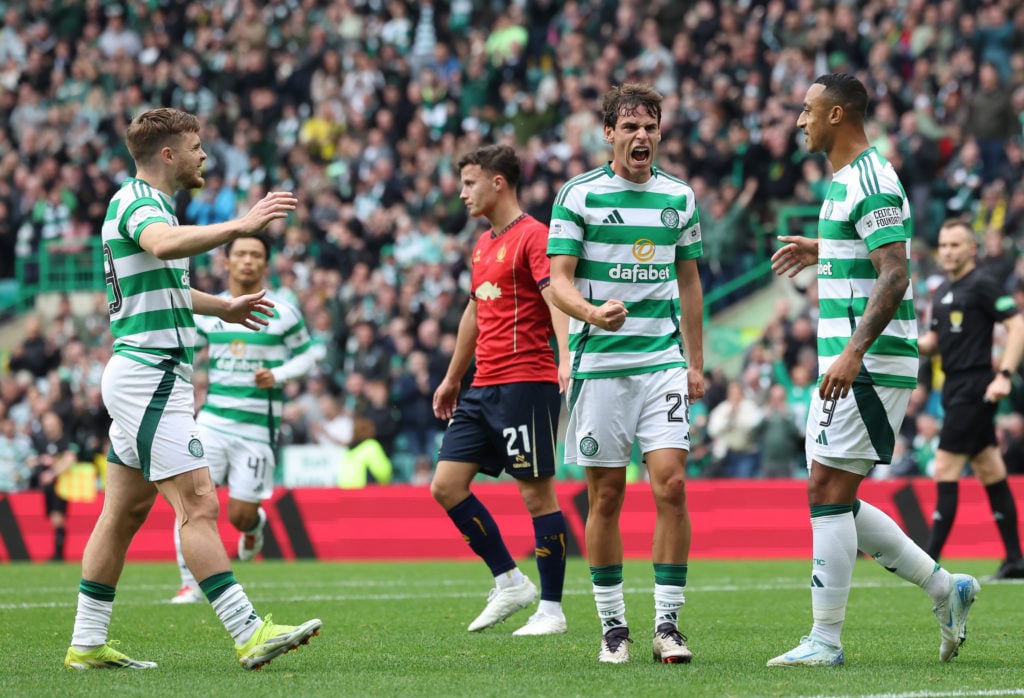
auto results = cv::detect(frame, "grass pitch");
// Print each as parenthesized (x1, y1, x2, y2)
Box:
(1, 558, 1022, 697)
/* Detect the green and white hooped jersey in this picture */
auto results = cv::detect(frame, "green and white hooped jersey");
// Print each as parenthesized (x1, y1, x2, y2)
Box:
(816, 147, 917, 388)
(548, 164, 702, 378)
(196, 293, 313, 445)
(102, 178, 195, 380)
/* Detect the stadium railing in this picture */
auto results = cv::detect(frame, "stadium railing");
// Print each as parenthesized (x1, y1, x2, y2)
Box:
(776, 205, 823, 241)
(701, 204, 820, 317)
(2, 237, 105, 316)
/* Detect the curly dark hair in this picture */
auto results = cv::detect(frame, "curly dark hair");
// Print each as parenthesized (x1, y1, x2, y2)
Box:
(602, 83, 663, 130)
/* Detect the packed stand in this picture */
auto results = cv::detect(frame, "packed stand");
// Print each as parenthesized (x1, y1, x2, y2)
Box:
(1, 0, 1024, 485)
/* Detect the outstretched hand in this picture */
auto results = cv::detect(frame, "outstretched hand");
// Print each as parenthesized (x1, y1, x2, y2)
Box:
(223, 289, 275, 330)
(771, 235, 819, 278)
(239, 191, 298, 234)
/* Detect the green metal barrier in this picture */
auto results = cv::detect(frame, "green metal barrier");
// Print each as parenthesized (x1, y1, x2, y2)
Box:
(702, 205, 819, 318)
(699, 205, 820, 370)
(702, 258, 774, 319)
(3, 237, 104, 315)
(776, 205, 821, 239)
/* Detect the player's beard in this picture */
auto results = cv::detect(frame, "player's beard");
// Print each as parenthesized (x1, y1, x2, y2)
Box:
(179, 164, 205, 190)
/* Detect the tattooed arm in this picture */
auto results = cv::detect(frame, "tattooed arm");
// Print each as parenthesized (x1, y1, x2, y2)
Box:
(818, 241, 909, 400)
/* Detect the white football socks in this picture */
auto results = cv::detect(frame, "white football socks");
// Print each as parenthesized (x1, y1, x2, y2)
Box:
(71, 593, 113, 650)
(809, 511, 856, 647)
(594, 581, 627, 633)
(854, 499, 951, 603)
(211, 583, 261, 645)
(654, 583, 685, 629)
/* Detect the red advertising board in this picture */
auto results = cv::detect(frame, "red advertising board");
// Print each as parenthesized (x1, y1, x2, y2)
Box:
(0, 478, 1018, 562)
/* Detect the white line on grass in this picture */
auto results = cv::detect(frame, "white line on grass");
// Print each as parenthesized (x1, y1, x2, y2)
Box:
(802, 687, 1024, 691)
(0, 578, 948, 610)
(0, 577, 486, 596)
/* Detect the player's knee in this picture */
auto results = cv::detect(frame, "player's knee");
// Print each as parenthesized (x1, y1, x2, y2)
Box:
(182, 491, 220, 525)
(429, 477, 460, 509)
(520, 486, 558, 518)
(589, 487, 625, 518)
(653, 472, 687, 500)
(653, 491, 687, 520)
(116, 492, 157, 534)
(806, 479, 826, 505)
(229, 508, 258, 532)
(972, 449, 1007, 483)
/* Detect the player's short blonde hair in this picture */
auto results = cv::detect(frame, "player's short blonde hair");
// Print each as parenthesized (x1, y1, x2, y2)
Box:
(125, 108, 200, 164)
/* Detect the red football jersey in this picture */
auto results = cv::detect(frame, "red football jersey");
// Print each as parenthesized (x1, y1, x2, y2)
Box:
(470, 214, 558, 386)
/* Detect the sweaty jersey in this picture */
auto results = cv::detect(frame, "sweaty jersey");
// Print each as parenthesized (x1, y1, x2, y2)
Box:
(816, 148, 917, 389)
(547, 163, 702, 378)
(930, 267, 1018, 374)
(470, 214, 558, 385)
(102, 177, 195, 380)
(196, 292, 315, 445)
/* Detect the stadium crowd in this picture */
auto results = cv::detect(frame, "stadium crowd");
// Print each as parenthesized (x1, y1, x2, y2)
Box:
(2, 0, 1024, 491)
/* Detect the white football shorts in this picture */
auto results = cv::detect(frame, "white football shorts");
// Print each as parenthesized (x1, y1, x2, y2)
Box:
(564, 367, 691, 467)
(805, 383, 911, 475)
(197, 421, 276, 503)
(102, 354, 208, 482)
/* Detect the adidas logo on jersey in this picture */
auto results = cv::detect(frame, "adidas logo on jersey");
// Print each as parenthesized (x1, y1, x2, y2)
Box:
(602, 210, 625, 224)
(815, 430, 828, 446)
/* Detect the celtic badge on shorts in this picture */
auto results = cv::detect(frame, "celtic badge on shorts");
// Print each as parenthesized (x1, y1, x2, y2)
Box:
(580, 436, 599, 457)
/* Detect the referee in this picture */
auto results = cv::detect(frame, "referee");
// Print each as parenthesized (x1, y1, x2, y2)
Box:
(918, 218, 1024, 580)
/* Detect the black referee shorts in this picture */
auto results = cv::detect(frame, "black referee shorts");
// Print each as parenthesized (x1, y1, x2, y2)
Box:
(30, 465, 69, 516)
(939, 372, 998, 457)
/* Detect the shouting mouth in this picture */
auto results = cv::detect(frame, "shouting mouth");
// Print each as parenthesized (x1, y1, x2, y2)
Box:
(631, 146, 650, 165)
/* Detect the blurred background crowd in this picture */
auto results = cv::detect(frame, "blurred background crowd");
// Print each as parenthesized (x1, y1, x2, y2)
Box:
(2, 0, 1024, 493)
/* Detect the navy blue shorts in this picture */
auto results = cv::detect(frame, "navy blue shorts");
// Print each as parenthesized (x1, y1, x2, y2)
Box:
(437, 382, 561, 480)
